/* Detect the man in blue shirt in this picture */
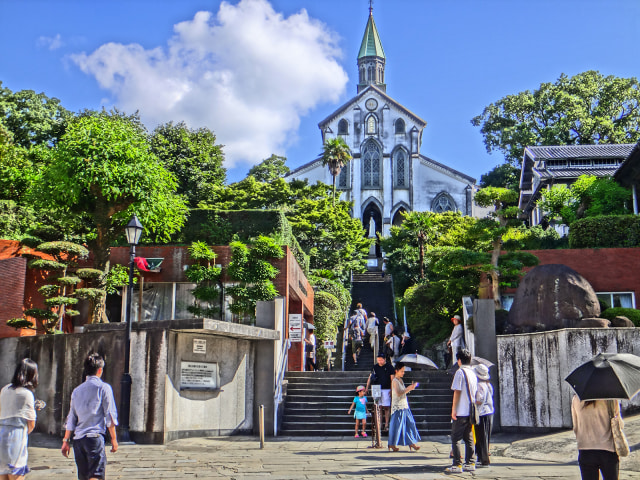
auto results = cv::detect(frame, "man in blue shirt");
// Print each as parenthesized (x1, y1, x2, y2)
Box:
(61, 353, 118, 480)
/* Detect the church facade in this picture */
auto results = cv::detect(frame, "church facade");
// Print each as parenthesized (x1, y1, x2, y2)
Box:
(285, 9, 478, 238)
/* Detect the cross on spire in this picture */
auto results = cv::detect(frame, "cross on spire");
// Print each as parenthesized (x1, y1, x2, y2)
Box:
(369, 0, 373, 15)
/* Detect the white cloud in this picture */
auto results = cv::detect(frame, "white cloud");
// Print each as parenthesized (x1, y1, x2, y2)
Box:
(70, 0, 348, 168)
(38, 34, 64, 50)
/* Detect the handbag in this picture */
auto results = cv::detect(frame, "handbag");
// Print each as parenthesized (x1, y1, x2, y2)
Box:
(461, 368, 480, 425)
(607, 401, 630, 457)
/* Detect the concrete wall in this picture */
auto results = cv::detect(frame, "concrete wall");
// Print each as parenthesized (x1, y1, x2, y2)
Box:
(497, 328, 640, 430)
(0, 319, 277, 443)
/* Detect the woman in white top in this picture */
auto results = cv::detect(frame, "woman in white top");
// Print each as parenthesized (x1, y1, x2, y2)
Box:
(387, 362, 420, 452)
(0, 358, 39, 480)
(571, 395, 621, 480)
(474, 364, 494, 467)
(447, 315, 464, 367)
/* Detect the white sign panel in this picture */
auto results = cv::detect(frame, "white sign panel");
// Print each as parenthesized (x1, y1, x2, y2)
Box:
(289, 314, 302, 342)
(180, 361, 218, 390)
(324, 340, 335, 350)
(193, 339, 206, 354)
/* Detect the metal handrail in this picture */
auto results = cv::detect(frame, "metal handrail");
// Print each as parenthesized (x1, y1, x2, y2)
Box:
(273, 338, 291, 437)
(342, 270, 354, 371)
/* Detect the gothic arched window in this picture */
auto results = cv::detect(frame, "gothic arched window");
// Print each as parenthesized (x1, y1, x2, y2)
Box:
(338, 163, 349, 188)
(362, 141, 381, 188)
(394, 149, 408, 187)
(395, 118, 405, 134)
(366, 115, 377, 135)
(432, 192, 457, 213)
(338, 119, 348, 135)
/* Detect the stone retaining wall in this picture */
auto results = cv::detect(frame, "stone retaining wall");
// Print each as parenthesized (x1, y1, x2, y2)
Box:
(498, 328, 640, 429)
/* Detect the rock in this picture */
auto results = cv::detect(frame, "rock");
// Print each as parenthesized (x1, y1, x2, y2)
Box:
(578, 318, 610, 328)
(610, 316, 635, 327)
(509, 264, 600, 329)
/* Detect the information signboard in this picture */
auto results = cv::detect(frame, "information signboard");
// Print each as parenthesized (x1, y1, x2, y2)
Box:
(289, 314, 302, 342)
(323, 340, 335, 350)
(193, 339, 206, 354)
(180, 361, 218, 390)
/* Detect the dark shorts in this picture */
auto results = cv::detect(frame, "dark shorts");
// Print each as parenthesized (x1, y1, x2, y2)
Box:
(73, 435, 106, 480)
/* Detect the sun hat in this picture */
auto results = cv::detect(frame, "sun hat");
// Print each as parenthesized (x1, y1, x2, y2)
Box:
(474, 364, 490, 381)
(356, 385, 365, 392)
(402, 332, 410, 338)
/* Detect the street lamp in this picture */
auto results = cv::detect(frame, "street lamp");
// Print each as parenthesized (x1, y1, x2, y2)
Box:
(120, 214, 143, 443)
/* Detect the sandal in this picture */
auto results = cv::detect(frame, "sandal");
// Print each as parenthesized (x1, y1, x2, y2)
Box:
(361, 432, 367, 437)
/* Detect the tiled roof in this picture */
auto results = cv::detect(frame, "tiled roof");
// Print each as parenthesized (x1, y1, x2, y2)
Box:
(358, 13, 385, 59)
(537, 167, 620, 179)
(525, 144, 636, 160)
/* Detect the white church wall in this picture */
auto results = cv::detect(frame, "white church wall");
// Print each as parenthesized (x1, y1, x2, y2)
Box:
(412, 159, 469, 214)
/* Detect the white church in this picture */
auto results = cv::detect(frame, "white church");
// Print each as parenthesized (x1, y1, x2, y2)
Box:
(285, 8, 480, 239)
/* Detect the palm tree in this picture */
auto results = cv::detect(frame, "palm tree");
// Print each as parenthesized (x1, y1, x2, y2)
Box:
(321, 137, 352, 205)
(401, 211, 438, 280)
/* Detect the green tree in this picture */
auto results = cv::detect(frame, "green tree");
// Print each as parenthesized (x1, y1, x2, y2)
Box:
(399, 211, 439, 280)
(538, 175, 631, 227)
(0, 81, 72, 147)
(205, 178, 370, 282)
(184, 241, 222, 318)
(247, 154, 289, 182)
(32, 111, 188, 281)
(479, 163, 520, 191)
(150, 121, 226, 208)
(226, 236, 284, 323)
(472, 71, 640, 165)
(473, 187, 521, 307)
(321, 137, 352, 205)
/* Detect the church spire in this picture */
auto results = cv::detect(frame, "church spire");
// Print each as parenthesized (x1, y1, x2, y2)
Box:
(357, 2, 386, 93)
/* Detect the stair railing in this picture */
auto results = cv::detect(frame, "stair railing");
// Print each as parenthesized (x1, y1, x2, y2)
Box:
(342, 270, 354, 371)
(273, 338, 291, 437)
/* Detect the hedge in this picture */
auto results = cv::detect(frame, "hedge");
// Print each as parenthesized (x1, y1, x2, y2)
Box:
(569, 215, 640, 248)
(600, 308, 640, 327)
(181, 209, 309, 273)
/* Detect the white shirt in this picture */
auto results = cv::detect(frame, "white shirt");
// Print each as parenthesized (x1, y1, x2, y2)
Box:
(366, 316, 379, 334)
(451, 367, 478, 417)
(475, 381, 494, 416)
(0, 384, 36, 421)
(384, 322, 394, 337)
(449, 324, 464, 351)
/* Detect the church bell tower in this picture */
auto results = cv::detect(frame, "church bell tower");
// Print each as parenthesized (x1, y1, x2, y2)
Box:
(357, 3, 386, 93)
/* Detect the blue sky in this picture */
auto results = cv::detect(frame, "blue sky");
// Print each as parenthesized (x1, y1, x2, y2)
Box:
(1, 0, 639, 184)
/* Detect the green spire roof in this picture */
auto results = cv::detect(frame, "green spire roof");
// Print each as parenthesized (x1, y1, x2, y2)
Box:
(358, 13, 385, 59)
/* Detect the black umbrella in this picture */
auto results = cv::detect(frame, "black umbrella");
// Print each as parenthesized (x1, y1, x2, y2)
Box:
(565, 352, 640, 401)
(395, 353, 438, 370)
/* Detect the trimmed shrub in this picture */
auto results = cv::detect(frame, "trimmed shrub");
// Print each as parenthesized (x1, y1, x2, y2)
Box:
(600, 308, 640, 327)
(569, 215, 640, 248)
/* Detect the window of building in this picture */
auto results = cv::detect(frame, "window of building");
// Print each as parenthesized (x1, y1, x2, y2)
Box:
(338, 119, 348, 135)
(394, 149, 408, 187)
(366, 115, 377, 135)
(597, 292, 635, 309)
(395, 118, 405, 134)
(431, 192, 457, 213)
(129, 282, 205, 322)
(362, 141, 381, 187)
(338, 164, 349, 188)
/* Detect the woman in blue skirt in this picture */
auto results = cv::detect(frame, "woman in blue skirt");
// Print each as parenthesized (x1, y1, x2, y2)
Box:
(387, 362, 421, 451)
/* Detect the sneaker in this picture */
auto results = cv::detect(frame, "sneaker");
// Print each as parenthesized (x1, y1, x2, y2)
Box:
(361, 432, 367, 437)
(476, 463, 489, 468)
(463, 463, 476, 472)
(354, 433, 360, 438)
(444, 465, 463, 473)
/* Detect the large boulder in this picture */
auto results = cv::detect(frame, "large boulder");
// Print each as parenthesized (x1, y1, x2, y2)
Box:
(509, 264, 600, 329)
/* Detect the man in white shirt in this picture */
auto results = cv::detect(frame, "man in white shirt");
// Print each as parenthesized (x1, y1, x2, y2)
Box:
(445, 348, 477, 474)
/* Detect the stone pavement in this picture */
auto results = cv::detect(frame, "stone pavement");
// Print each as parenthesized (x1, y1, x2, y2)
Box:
(26, 414, 640, 479)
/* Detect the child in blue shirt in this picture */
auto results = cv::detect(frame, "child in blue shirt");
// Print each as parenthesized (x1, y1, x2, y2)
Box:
(347, 385, 368, 437)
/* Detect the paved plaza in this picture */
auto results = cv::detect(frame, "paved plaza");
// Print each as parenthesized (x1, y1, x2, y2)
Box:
(26, 414, 639, 479)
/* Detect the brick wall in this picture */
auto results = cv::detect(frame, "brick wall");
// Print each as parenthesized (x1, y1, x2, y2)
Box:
(0, 257, 31, 338)
(525, 248, 640, 300)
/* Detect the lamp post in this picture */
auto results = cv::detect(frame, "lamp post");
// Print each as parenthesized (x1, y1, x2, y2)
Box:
(120, 214, 143, 444)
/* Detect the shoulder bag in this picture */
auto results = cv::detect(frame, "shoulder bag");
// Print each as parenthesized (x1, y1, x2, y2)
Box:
(607, 400, 630, 457)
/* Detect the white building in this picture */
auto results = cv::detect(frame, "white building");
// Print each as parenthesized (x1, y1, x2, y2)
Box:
(285, 8, 478, 239)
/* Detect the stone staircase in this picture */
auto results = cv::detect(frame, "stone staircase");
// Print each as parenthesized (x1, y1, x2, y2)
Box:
(279, 369, 454, 436)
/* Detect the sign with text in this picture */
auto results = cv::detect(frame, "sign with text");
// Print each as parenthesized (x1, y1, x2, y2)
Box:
(193, 338, 206, 354)
(289, 314, 302, 342)
(180, 361, 218, 390)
